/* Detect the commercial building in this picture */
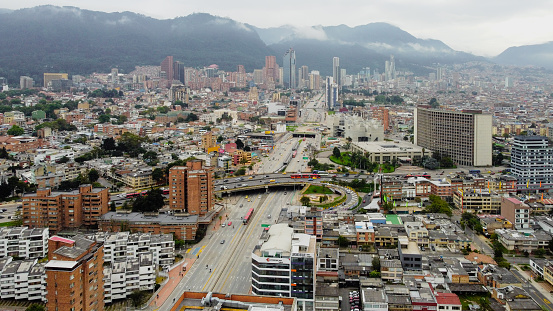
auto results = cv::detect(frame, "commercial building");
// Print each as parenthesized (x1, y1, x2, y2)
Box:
(283, 48, 296, 89)
(43, 73, 68, 88)
(501, 197, 530, 229)
(251, 224, 317, 311)
(414, 107, 492, 166)
(168, 160, 214, 216)
(0, 227, 48, 259)
(398, 241, 422, 270)
(20, 76, 34, 89)
(160, 56, 174, 87)
(22, 184, 110, 233)
(45, 236, 104, 311)
(352, 141, 424, 165)
(99, 212, 199, 240)
(510, 135, 553, 192)
(325, 77, 339, 111)
(332, 57, 340, 88)
(452, 189, 501, 214)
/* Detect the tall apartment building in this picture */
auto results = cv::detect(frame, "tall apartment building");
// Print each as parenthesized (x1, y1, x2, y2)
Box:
(501, 197, 530, 229)
(168, 160, 214, 216)
(103, 253, 155, 304)
(510, 135, 553, 192)
(283, 48, 296, 89)
(252, 224, 317, 311)
(43, 73, 68, 88)
(309, 71, 320, 90)
(372, 107, 390, 131)
(45, 236, 104, 311)
(22, 184, 109, 233)
(0, 227, 48, 259)
(414, 107, 492, 166)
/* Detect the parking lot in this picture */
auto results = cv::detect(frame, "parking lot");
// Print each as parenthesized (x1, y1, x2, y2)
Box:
(0, 203, 21, 224)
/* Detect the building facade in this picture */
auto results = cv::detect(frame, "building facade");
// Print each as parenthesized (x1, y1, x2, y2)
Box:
(22, 185, 109, 233)
(45, 236, 105, 311)
(510, 135, 553, 192)
(0, 227, 48, 259)
(168, 160, 214, 216)
(283, 48, 296, 89)
(414, 107, 492, 166)
(252, 224, 317, 311)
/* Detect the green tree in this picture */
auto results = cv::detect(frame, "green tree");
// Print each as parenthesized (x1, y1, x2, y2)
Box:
(110, 201, 116, 212)
(132, 189, 165, 212)
(300, 196, 311, 206)
(157, 106, 170, 113)
(369, 271, 381, 278)
(337, 235, 349, 247)
(143, 151, 159, 165)
(217, 135, 224, 143)
(87, 169, 100, 183)
(372, 256, 381, 271)
(332, 147, 341, 159)
(236, 138, 244, 150)
(7, 125, 24, 136)
(98, 114, 111, 123)
(152, 168, 165, 184)
(429, 98, 439, 108)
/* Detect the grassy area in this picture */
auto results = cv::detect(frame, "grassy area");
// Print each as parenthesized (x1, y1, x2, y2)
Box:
(286, 126, 297, 132)
(304, 185, 334, 195)
(327, 111, 335, 115)
(0, 221, 18, 227)
(317, 195, 347, 209)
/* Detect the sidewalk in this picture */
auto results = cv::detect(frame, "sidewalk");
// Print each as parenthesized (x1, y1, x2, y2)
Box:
(514, 265, 553, 300)
(151, 257, 196, 308)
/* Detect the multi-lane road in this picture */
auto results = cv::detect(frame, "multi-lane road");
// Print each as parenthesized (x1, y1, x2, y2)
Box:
(159, 190, 292, 310)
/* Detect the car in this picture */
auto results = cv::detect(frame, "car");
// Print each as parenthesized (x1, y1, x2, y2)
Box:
(224, 179, 228, 182)
(268, 215, 271, 219)
(308, 178, 313, 181)
(221, 224, 226, 227)
(258, 195, 261, 199)
(363, 200, 366, 203)
(260, 180, 264, 183)
(239, 204, 243, 208)
(220, 240, 225, 244)
(248, 176, 253, 179)
(269, 179, 275, 182)
(431, 246, 436, 251)
(265, 175, 270, 178)
(284, 192, 287, 195)
(228, 221, 232, 226)
(421, 246, 425, 251)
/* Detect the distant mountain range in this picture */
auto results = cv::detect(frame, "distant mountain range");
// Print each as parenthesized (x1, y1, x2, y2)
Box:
(494, 42, 553, 69)
(0, 5, 550, 86)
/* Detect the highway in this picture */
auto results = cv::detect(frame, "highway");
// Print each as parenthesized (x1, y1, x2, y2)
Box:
(159, 190, 292, 310)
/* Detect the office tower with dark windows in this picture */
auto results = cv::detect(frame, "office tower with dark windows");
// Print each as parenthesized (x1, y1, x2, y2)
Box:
(283, 48, 296, 89)
(332, 57, 340, 88)
(160, 56, 174, 87)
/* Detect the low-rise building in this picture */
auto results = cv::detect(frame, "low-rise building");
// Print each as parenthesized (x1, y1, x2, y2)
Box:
(99, 212, 199, 240)
(495, 229, 551, 253)
(381, 259, 403, 283)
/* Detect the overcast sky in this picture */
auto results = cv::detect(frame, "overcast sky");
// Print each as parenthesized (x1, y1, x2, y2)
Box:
(2, 0, 553, 56)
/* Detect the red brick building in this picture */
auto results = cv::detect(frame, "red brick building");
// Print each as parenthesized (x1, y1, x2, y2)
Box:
(45, 236, 104, 311)
(22, 185, 109, 233)
(168, 160, 214, 216)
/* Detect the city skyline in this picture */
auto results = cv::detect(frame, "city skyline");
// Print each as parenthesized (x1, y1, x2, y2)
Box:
(1, 1, 553, 56)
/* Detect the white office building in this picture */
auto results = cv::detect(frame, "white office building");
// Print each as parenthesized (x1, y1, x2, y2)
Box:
(252, 224, 317, 311)
(510, 135, 553, 192)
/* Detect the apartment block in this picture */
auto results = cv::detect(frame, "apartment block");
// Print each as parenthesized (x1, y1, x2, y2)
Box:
(252, 224, 317, 311)
(92, 232, 174, 267)
(0, 227, 48, 259)
(0, 258, 46, 302)
(103, 253, 155, 304)
(414, 107, 492, 166)
(501, 197, 530, 229)
(99, 212, 199, 240)
(168, 160, 214, 216)
(45, 236, 104, 311)
(22, 184, 109, 233)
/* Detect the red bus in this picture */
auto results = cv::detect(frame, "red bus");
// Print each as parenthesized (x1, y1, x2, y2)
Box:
(292, 150, 297, 158)
(162, 189, 169, 195)
(404, 174, 431, 179)
(126, 192, 140, 198)
(243, 208, 254, 225)
(291, 173, 321, 179)
(141, 190, 148, 196)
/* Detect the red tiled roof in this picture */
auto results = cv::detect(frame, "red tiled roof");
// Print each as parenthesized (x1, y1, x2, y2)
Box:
(435, 293, 461, 305)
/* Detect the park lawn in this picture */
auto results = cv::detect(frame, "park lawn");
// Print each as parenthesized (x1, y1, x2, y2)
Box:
(304, 185, 334, 195)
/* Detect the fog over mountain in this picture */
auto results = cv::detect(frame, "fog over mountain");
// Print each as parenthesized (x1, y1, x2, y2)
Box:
(0, 5, 549, 85)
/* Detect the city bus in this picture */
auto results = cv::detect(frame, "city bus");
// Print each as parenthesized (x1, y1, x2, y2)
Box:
(126, 192, 141, 199)
(403, 174, 431, 179)
(290, 173, 321, 179)
(243, 208, 254, 225)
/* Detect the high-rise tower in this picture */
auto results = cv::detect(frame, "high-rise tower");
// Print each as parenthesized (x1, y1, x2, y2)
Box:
(332, 57, 340, 88)
(160, 56, 174, 87)
(283, 48, 296, 89)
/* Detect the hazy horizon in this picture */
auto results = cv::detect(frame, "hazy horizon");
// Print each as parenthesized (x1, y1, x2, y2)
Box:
(1, 1, 552, 57)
